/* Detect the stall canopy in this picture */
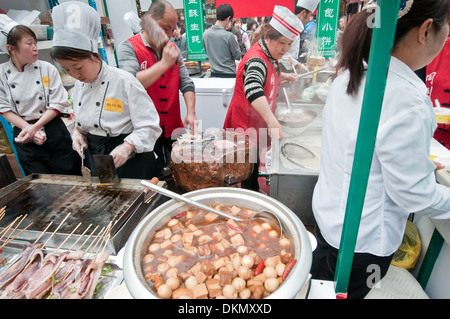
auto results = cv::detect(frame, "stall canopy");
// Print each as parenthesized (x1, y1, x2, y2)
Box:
(215, 0, 295, 18)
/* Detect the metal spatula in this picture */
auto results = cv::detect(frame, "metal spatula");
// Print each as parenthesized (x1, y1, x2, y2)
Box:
(81, 146, 92, 184)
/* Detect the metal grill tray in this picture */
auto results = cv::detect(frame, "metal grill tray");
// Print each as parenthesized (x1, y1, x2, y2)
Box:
(0, 174, 161, 254)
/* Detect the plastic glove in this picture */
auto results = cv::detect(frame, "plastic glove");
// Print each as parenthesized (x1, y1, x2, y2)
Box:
(110, 142, 135, 168)
(33, 129, 47, 145)
(14, 124, 38, 144)
(72, 129, 88, 157)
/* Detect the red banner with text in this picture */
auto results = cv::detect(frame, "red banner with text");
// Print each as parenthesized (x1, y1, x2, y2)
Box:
(215, 0, 295, 18)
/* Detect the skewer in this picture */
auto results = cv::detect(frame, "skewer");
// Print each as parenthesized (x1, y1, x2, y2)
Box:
(85, 225, 107, 256)
(0, 214, 27, 246)
(83, 226, 105, 255)
(68, 223, 92, 251)
(55, 222, 82, 253)
(0, 222, 33, 250)
(42, 213, 71, 248)
(77, 224, 99, 251)
(0, 215, 23, 242)
(34, 221, 53, 244)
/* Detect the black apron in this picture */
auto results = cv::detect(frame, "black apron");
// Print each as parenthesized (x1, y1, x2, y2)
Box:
(13, 116, 81, 176)
(86, 133, 158, 180)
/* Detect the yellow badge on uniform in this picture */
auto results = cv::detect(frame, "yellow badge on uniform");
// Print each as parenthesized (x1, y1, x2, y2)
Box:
(104, 98, 124, 113)
(42, 76, 50, 87)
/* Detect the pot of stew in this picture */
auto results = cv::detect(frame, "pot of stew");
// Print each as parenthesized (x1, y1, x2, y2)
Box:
(123, 187, 312, 299)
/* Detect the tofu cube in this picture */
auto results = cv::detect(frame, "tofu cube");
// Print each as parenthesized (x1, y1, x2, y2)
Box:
(192, 283, 208, 299)
(205, 212, 219, 223)
(230, 234, 245, 247)
(206, 278, 222, 298)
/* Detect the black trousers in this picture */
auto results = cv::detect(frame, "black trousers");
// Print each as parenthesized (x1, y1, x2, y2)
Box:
(13, 117, 81, 176)
(310, 225, 393, 299)
(240, 151, 260, 192)
(86, 133, 158, 180)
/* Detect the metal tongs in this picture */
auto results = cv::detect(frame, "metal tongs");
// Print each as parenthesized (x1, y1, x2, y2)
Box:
(140, 180, 283, 237)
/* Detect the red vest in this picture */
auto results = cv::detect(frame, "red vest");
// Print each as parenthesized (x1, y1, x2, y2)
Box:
(426, 37, 450, 147)
(128, 34, 184, 138)
(223, 42, 281, 145)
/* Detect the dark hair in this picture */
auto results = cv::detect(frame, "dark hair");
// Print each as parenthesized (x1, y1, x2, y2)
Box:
(295, 6, 311, 15)
(339, 0, 450, 96)
(51, 46, 101, 62)
(6, 25, 37, 51)
(246, 19, 258, 31)
(149, 0, 173, 20)
(217, 4, 234, 21)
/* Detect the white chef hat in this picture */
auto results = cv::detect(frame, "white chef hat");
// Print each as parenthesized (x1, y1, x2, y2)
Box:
(52, 1, 101, 53)
(270, 6, 304, 41)
(296, 0, 321, 12)
(0, 14, 19, 53)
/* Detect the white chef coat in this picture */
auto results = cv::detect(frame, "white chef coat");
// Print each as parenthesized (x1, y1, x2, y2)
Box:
(72, 61, 162, 154)
(312, 57, 450, 257)
(0, 60, 70, 120)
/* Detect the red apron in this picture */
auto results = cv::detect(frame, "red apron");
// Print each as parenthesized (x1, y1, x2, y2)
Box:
(128, 34, 184, 138)
(426, 37, 450, 147)
(223, 42, 281, 146)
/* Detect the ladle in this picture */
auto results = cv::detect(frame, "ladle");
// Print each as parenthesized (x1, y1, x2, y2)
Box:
(282, 87, 293, 113)
(140, 180, 283, 237)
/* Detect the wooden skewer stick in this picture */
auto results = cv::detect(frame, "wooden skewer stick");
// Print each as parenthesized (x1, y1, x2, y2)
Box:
(55, 222, 82, 253)
(84, 226, 105, 255)
(0, 215, 22, 242)
(1, 214, 27, 246)
(68, 223, 92, 251)
(0, 222, 33, 250)
(42, 213, 71, 248)
(34, 221, 53, 244)
(77, 224, 99, 252)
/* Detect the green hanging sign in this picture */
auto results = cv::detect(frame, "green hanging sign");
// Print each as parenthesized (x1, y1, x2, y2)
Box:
(183, 0, 208, 61)
(315, 0, 340, 58)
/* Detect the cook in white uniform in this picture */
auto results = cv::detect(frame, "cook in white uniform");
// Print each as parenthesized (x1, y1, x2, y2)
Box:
(50, 1, 162, 179)
(311, 0, 450, 299)
(0, 16, 80, 176)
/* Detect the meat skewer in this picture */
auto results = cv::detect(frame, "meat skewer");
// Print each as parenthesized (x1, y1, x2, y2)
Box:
(0, 242, 44, 290)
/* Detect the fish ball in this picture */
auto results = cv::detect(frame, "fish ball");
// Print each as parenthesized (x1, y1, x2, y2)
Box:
(166, 276, 180, 290)
(222, 284, 237, 299)
(239, 288, 251, 299)
(241, 255, 254, 268)
(264, 277, 279, 293)
(157, 284, 172, 299)
(232, 277, 246, 292)
(276, 263, 286, 277)
(263, 266, 277, 278)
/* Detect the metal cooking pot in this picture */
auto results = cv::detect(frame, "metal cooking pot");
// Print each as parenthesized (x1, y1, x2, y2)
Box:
(123, 187, 312, 299)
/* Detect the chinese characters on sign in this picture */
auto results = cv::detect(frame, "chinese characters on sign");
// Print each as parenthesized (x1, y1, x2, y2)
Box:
(183, 0, 208, 61)
(316, 0, 340, 58)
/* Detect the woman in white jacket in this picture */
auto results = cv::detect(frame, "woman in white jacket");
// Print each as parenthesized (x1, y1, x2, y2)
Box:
(50, 1, 161, 179)
(311, 0, 450, 298)
(0, 18, 80, 176)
